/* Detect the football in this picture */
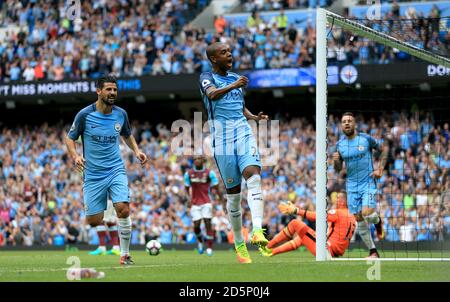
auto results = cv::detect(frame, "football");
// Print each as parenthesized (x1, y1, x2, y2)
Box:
(145, 240, 162, 256)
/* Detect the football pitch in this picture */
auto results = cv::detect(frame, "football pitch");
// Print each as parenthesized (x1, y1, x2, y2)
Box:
(0, 249, 449, 282)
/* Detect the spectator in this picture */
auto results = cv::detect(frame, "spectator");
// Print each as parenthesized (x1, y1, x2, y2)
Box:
(214, 15, 227, 35)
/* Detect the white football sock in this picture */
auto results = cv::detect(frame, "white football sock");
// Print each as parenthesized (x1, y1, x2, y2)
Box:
(364, 211, 380, 225)
(118, 217, 132, 256)
(357, 220, 376, 250)
(246, 174, 264, 230)
(226, 193, 244, 245)
(96, 225, 107, 232)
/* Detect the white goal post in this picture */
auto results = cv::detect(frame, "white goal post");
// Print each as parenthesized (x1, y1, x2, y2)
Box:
(315, 8, 450, 262)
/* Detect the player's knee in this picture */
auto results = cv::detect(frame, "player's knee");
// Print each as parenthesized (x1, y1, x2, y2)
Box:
(204, 219, 212, 229)
(361, 208, 374, 217)
(86, 216, 103, 227)
(243, 167, 261, 180)
(226, 185, 241, 195)
(115, 204, 130, 218)
(288, 219, 305, 234)
(194, 222, 201, 233)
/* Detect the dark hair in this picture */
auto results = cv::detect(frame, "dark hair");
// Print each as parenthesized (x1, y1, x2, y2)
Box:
(342, 112, 354, 118)
(96, 75, 117, 89)
(206, 42, 225, 62)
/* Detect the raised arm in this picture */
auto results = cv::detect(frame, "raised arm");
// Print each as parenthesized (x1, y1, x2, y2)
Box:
(244, 107, 269, 121)
(205, 76, 248, 101)
(278, 202, 341, 224)
(278, 201, 316, 222)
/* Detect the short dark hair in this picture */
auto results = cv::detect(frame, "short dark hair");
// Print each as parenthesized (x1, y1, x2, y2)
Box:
(96, 75, 117, 89)
(206, 42, 222, 62)
(342, 112, 354, 118)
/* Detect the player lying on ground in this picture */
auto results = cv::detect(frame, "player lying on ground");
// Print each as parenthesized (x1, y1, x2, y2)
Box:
(261, 192, 356, 258)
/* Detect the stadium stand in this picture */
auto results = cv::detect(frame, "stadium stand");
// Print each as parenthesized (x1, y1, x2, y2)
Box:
(0, 112, 449, 246)
(0, 0, 448, 80)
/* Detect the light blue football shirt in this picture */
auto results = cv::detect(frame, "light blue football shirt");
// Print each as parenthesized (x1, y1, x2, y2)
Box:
(336, 133, 380, 192)
(68, 103, 131, 181)
(199, 71, 252, 146)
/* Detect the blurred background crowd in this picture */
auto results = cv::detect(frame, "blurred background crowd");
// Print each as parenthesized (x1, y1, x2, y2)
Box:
(0, 0, 448, 81)
(0, 110, 449, 246)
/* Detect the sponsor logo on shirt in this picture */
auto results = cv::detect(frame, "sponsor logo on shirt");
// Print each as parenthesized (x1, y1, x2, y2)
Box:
(91, 135, 117, 144)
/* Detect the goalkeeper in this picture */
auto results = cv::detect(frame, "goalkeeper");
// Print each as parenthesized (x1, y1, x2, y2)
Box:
(261, 192, 356, 258)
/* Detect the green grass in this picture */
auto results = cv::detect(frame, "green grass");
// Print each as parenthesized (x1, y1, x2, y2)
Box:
(0, 249, 449, 282)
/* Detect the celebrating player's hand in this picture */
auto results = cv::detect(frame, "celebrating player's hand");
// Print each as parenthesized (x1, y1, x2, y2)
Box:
(372, 169, 383, 179)
(73, 155, 86, 174)
(135, 151, 148, 166)
(257, 112, 269, 121)
(233, 76, 248, 89)
(332, 152, 340, 162)
(278, 201, 297, 215)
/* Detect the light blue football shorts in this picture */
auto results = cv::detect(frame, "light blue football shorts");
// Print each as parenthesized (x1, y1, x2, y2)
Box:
(83, 172, 129, 216)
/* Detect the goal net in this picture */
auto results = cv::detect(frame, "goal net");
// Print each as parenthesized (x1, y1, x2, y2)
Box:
(315, 6, 450, 261)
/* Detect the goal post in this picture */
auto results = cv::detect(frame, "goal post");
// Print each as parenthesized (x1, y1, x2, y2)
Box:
(315, 8, 450, 262)
(315, 8, 328, 262)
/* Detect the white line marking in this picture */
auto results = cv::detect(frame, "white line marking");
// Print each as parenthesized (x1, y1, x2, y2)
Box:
(331, 258, 450, 261)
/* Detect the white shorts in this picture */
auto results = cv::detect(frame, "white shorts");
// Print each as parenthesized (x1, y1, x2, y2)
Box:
(103, 200, 117, 224)
(191, 203, 213, 221)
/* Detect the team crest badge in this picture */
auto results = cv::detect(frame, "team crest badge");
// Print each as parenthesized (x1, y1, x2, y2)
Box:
(202, 79, 211, 87)
(114, 122, 121, 132)
(227, 178, 234, 184)
(358, 145, 364, 151)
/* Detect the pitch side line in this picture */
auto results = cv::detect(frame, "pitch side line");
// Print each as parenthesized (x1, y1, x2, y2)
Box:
(0, 259, 314, 274)
(331, 258, 450, 261)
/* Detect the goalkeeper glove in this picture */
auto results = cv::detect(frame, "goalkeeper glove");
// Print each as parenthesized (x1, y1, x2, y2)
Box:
(278, 201, 298, 215)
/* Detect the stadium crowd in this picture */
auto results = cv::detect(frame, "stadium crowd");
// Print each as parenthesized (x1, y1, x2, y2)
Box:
(240, 0, 331, 12)
(0, 0, 448, 82)
(0, 111, 449, 246)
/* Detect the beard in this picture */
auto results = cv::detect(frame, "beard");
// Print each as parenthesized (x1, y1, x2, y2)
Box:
(343, 128, 355, 136)
(102, 95, 116, 106)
